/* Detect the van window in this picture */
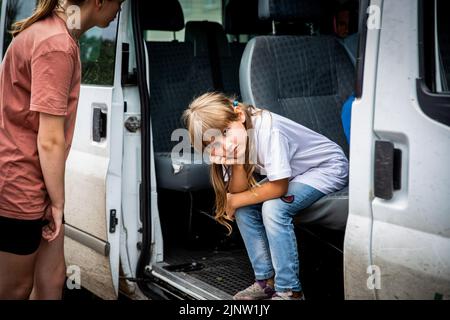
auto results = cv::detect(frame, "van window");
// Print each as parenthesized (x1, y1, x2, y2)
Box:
(417, 0, 450, 127)
(436, 0, 449, 93)
(79, 20, 119, 86)
(2, 0, 37, 56)
(146, 0, 222, 42)
(1, 0, 119, 86)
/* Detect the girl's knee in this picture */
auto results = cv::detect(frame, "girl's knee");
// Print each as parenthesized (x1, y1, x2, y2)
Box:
(261, 199, 291, 224)
(235, 205, 257, 221)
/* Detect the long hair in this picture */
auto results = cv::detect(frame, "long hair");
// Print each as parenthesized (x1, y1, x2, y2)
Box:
(11, 0, 85, 37)
(182, 92, 263, 235)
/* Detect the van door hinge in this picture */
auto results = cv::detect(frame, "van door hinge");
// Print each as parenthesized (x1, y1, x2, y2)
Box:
(109, 209, 118, 233)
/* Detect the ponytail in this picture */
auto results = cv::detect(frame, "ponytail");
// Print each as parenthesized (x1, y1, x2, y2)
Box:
(11, 0, 60, 37)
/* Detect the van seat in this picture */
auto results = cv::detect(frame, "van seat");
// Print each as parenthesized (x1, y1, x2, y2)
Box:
(143, 0, 213, 191)
(240, 0, 355, 230)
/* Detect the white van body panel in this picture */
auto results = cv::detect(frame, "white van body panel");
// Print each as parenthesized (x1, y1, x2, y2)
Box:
(370, 0, 450, 299)
(344, 0, 383, 300)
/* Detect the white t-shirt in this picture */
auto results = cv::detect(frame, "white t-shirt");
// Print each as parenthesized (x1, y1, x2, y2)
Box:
(224, 110, 349, 194)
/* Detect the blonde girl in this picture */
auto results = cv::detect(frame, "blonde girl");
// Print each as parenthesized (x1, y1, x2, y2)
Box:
(183, 92, 348, 300)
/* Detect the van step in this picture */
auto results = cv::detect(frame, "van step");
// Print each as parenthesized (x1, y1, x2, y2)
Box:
(164, 248, 254, 297)
(150, 263, 233, 300)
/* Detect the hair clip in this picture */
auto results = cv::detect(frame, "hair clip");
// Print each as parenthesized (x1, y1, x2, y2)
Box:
(233, 100, 239, 108)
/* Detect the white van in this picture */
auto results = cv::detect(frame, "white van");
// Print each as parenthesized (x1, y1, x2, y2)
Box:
(0, 0, 448, 300)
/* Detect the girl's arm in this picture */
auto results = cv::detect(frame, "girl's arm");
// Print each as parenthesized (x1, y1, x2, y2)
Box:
(228, 178, 289, 212)
(37, 113, 66, 241)
(228, 164, 250, 193)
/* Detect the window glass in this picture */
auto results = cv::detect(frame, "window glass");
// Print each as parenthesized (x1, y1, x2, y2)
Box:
(146, 0, 222, 42)
(436, 0, 450, 93)
(79, 19, 119, 86)
(417, 0, 450, 127)
(2, 0, 36, 55)
(1, 0, 119, 86)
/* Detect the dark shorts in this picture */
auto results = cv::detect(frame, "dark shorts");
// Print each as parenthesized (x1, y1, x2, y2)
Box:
(0, 215, 65, 256)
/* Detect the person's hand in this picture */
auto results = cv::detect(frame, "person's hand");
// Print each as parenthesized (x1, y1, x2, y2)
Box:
(42, 205, 64, 242)
(209, 154, 240, 165)
(225, 193, 237, 220)
(208, 131, 247, 165)
(209, 144, 246, 165)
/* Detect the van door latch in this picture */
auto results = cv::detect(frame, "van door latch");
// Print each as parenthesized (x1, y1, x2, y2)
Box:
(125, 116, 141, 133)
(92, 103, 108, 142)
(110, 209, 118, 233)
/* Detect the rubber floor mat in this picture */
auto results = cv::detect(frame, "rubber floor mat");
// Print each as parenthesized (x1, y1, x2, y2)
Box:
(165, 248, 255, 296)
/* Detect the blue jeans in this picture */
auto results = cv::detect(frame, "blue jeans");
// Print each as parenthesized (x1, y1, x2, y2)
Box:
(235, 182, 325, 292)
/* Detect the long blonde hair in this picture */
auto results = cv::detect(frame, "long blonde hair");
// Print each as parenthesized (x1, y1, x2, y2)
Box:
(11, 0, 85, 37)
(182, 92, 262, 235)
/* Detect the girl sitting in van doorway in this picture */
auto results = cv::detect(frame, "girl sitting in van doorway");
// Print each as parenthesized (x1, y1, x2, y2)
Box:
(0, 0, 123, 300)
(182, 92, 349, 300)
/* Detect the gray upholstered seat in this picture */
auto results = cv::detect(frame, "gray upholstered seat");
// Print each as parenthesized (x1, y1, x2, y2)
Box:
(154, 152, 211, 192)
(240, 0, 355, 230)
(296, 187, 349, 231)
(143, 0, 214, 192)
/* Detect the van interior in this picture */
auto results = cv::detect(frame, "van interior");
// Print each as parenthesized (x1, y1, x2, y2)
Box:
(138, 0, 360, 300)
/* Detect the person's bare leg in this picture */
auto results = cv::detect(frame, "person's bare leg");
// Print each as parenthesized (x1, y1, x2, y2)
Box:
(0, 251, 37, 299)
(30, 227, 66, 300)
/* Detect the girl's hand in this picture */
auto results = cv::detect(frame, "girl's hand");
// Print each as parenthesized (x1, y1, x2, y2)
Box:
(225, 193, 237, 220)
(209, 154, 241, 165)
(209, 132, 247, 165)
(42, 205, 64, 242)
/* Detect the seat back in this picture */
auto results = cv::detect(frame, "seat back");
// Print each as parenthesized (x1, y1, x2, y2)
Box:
(240, 0, 355, 156)
(143, 1, 216, 153)
(185, 20, 243, 98)
(224, 0, 272, 99)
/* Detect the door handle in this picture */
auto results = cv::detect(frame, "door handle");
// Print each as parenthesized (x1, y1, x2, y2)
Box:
(92, 103, 107, 142)
(374, 140, 402, 200)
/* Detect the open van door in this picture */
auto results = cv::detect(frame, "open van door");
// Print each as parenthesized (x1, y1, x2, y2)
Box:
(64, 14, 125, 299)
(0, 0, 125, 300)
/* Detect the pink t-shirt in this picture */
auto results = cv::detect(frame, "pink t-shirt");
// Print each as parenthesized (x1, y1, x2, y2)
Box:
(0, 12, 81, 220)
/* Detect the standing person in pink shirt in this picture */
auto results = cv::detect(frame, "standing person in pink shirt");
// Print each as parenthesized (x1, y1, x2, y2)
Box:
(0, 0, 124, 300)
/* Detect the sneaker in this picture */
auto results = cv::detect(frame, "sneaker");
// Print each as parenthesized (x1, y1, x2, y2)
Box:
(233, 280, 275, 300)
(270, 291, 305, 300)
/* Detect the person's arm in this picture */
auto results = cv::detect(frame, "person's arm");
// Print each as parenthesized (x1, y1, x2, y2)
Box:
(228, 164, 249, 193)
(37, 113, 66, 242)
(226, 178, 289, 219)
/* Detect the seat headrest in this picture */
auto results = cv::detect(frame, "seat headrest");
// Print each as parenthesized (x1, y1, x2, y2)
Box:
(224, 0, 272, 35)
(185, 21, 230, 57)
(141, 0, 184, 31)
(258, 0, 322, 22)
